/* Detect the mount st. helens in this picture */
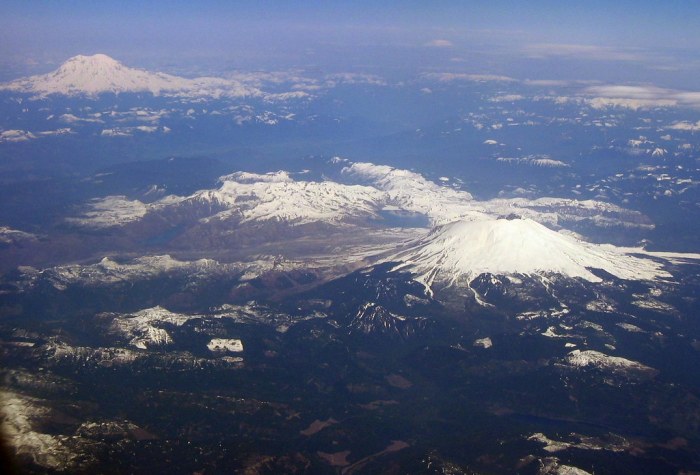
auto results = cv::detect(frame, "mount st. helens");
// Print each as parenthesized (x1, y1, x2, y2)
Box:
(5, 159, 696, 316)
(385, 217, 671, 289)
(3, 167, 699, 473)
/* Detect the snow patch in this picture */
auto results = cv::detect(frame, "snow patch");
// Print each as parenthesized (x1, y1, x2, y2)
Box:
(342, 162, 478, 225)
(1, 390, 87, 470)
(0, 129, 36, 142)
(196, 172, 385, 225)
(473, 337, 493, 348)
(66, 196, 148, 228)
(108, 306, 190, 349)
(0, 226, 38, 245)
(564, 350, 657, 378)
(207, 338, 244, 353)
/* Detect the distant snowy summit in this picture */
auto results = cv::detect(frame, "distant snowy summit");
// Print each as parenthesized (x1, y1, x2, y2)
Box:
(388, 217, 672, 288)
(0, 54, 304, 99)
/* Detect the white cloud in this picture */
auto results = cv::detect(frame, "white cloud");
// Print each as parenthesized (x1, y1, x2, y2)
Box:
(59, 113, 104, 124)
(667, 120, 700, 131)
(0, 129, 36, 142)
(582, 85, 700, 109)
(425, 39, 453, 48)
(490, 94, 524, 102)
(424, 72, 517, 83)
(586, 85, 670, 100)
(495, 156, 569, 168)
(37, 128, 74, 137)
(101, 126, 169, 137)
(673, 91, 700, 105)
(533, 84, 700, 110)
(0, 128, 74, 143)
(523, 43, 643, 62)
(524, 79, 601, 87)
(524, 79, 570, 87)
(323, 73, 386, 87)
(0, 226, 38, 244)
(586, 97, 677, 110)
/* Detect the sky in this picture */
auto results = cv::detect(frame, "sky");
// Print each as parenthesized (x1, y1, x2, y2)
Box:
(2, 1, 700, 87)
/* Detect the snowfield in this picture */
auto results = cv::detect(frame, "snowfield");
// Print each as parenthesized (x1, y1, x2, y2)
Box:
(207, 339, 244, 353)
(564, 349, 658, 378)
(194, 171, 386, 225)
(66, 195, 148, 228)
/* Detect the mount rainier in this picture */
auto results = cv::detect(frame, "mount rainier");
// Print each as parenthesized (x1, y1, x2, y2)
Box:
(0, 54, 300, 99)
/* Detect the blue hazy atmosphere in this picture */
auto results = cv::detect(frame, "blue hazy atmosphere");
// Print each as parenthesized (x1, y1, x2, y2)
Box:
(2, 1, 700, 86)
(2, 2, 700, 474)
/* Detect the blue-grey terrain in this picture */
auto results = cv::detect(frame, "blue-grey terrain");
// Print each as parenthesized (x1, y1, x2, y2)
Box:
(1, 54, 700, 474)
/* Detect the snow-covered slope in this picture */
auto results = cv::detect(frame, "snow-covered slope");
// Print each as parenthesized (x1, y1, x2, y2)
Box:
(388, 217, 672, 288)
(564, 350, 658, 378)
(191, 171, 386, 225)
(37, 255, 218, 289)
(67, 160, 660, 235)
(66, 195, 148, 228)
(0, 226, 37, 245)
(341, 162, 649, 230)
(342, 162, 480, 225)
(0, 54, 257, 98)
(108, 306, 189, 349)
(103, 303, 325, 349)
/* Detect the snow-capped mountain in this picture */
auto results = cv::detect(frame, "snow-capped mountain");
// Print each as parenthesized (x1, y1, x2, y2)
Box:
(0, 54, 258, 98)
(387, 217, 672, 289)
